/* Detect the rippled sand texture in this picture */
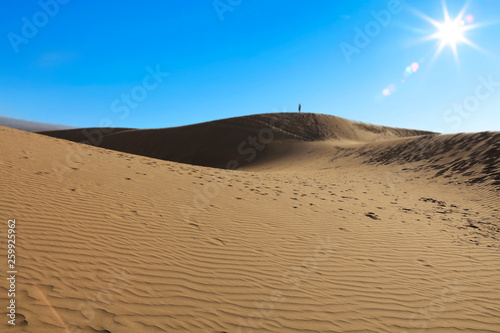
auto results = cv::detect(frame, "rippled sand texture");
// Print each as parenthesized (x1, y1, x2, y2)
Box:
(1, 114, 499, 332)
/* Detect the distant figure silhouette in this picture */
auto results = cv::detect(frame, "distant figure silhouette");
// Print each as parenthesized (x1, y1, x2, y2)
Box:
(298, 103, 301, 113)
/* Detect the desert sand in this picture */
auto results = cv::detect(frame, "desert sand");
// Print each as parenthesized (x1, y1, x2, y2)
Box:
(1, 113, 499, 332)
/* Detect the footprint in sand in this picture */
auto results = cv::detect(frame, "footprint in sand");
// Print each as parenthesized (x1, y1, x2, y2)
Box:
(365, 212, 380, 220)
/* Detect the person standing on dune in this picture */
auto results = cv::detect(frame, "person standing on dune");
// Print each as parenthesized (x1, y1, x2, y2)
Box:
(298, 103, 301, 113)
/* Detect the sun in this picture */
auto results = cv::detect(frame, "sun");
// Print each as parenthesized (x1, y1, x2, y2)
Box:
(436, 18, 466, 47)
(414, 1, 480, 66)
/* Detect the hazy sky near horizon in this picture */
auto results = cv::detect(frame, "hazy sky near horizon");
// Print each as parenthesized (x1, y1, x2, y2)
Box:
(1, 0, 499, 133)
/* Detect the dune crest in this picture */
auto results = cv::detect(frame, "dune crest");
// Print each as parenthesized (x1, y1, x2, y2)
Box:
(40, 113, 435, 169)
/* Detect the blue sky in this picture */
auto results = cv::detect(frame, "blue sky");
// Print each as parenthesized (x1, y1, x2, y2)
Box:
(1, 0, 499, 133)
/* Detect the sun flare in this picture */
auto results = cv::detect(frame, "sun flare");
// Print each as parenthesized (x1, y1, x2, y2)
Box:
(436, 18, 466, 47)
(415, 1, 480, 66)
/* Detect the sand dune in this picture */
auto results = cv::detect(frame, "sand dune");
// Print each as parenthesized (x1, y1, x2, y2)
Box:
(39, 113, 434, 169)
(2, 114, 499, 332)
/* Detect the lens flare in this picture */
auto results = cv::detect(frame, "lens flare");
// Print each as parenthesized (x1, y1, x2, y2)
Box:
(411, 62, 420, 73)
(382, 84, 397, 97)
(34, 286, 70, 332)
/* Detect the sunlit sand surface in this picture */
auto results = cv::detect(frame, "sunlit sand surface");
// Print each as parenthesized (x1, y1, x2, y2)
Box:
(1, 113, 499, 332)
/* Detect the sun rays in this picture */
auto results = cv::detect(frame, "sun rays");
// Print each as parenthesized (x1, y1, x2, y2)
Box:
(415, 1, 481, 67)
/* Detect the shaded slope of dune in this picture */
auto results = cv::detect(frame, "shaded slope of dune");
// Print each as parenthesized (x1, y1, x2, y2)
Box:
(39, 127, 133, 143)
(308, 132, 500, 191)
(360, 132, 500, 188)
(39, 113, 434, 169)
